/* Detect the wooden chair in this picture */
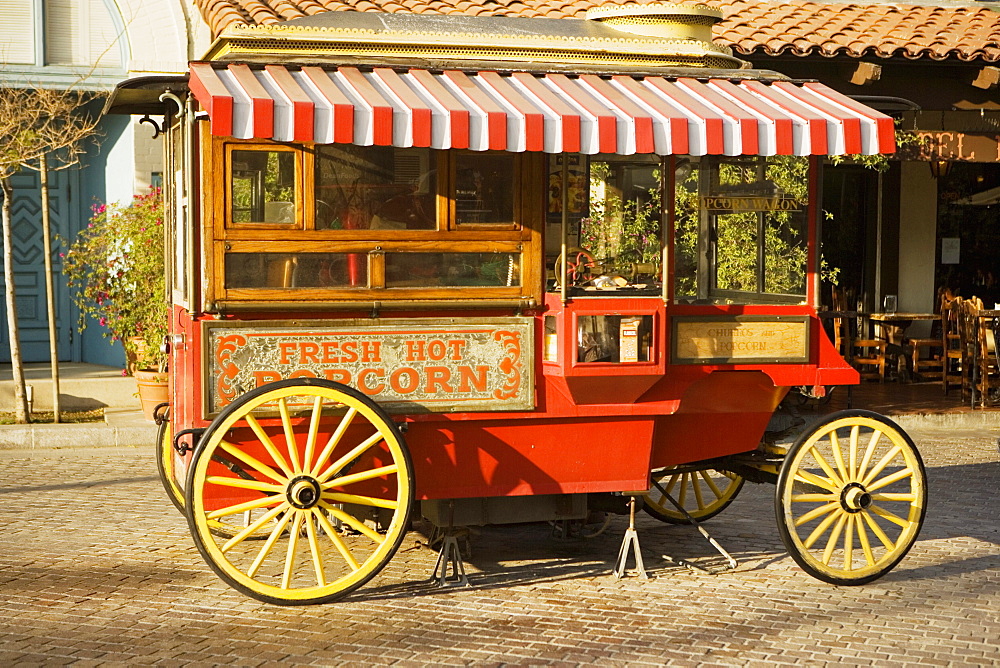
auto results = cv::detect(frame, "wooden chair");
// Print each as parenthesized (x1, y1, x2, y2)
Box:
(910, 294, 946, 381)
(942, 296, 965, 395)
(966, 297, 999, 407)
(832, 287, 885, 382)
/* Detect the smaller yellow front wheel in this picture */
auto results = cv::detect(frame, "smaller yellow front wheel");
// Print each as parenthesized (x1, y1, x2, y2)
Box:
(155, 411, 185, 513)
(775, 410, 927, 585)
(643, 467, 744, 525)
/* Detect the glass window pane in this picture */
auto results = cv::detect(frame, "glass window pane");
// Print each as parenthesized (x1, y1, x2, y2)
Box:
(673, 156, 808, 304)
(577, 315, 653, 363)
(385, 253, 519, 287)
(315, 145, 435, 230)
(225, 253, 367, 288)
(455, 153, 515, 225)
(231, 150, 297, 225)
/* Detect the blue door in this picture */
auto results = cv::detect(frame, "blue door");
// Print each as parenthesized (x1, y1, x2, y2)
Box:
(0, 168, 78, 363)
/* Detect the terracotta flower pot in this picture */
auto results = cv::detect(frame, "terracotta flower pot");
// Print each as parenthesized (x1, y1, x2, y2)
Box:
(134, 369, 169, 422)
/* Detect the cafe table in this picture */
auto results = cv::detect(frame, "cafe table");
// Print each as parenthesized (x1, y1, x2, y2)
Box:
(867, 312, 938, 345)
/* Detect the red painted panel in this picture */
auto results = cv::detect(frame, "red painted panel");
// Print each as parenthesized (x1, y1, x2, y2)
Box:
(188, 63, 233, 137)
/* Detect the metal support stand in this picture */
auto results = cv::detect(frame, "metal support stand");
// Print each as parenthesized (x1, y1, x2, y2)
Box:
(431, 534, 469, 587)
(430, 500, 469, 587)
(613, 496, 648, 579)
(651, 478, 738, 573)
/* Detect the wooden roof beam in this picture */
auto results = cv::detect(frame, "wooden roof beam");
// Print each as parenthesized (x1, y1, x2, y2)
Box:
(848, 61, 882, 86)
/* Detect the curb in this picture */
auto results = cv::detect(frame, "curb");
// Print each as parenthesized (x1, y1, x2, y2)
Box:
(0, 410, 157, 450)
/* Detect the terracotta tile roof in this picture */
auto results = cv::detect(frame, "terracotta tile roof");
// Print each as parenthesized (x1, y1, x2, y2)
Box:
(192, 0, 1000, 63)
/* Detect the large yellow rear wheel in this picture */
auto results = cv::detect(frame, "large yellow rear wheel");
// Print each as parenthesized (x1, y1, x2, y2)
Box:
(775, 410, 926, 585)
(185, 379, 414, 605)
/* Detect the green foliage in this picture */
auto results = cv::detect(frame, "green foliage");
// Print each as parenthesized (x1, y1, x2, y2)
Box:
(674, 156, 808, 300)
(61, 190, 167, 371)
(580, 161, 661, 265)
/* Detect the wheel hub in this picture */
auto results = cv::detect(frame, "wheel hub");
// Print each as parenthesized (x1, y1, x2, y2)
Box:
(287, 475, 322, 509)
(840, 482, 873, 513)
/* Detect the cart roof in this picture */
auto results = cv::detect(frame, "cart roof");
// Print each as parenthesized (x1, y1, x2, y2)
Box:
(186, 63, 895, 156)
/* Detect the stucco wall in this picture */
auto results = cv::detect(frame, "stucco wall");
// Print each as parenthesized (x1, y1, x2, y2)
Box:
(897, 161, 939, 337)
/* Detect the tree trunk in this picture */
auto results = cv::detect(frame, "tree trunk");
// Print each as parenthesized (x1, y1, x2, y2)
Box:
(40, 154, 61, 422)
(0, 176, 30, 423)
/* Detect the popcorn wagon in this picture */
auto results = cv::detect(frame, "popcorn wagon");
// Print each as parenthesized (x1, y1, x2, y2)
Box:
(108, 3, 926, 604)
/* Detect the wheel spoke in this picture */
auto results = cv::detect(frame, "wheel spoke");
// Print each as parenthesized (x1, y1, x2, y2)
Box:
(794, 501, 840, 527)
(791, 493, 837, 503)
(691, 473, 706, 510)
(321, 464, 398, 489)
(861, 444, 904, 487)
(869, 504, 911, 528)
(206, 476, 283, 494)
(828, 430, 849, 484)
(248, 510, 295, 578)
(303, 395, 324, 476)
(279, 397, 302, 474)
(805, 443, 844, 487)
(309, 407, 357, 478)
(323, 491, 398, 510)
(304, 513, 326, 587)
(282, 512, 304, 589)
(856, 514, 876, 566)
(206, 493, 283, 520)
(842, 514, 855, 571)
(793, 469, 839, 494)
(866, 467, 913, 492)
(821, 512, 848, 565)
(848, 425, 860, 480)
(317, 431, 387, 483)
(871, 492, 917, 502)
(861, 509, 896, 550)
(664, 473, 681, 496)
(856, 429, 883, 481)
(803, 508, 841, 549)
(677, 472, 689, 507)
(218, 439, 286, 484)
(245, 413, 294, 478)
(699, 470, 724, 499)
(318, 501, 385, 543)
(220, 502, 289, 553)
(312, 508, 361, 572)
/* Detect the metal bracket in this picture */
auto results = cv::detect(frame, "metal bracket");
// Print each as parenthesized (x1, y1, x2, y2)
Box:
(138, 115, 163, 139)
(172, 427, 206, 455)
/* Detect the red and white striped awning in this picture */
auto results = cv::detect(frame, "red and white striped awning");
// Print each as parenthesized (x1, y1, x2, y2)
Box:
(188, 62, 895, 156)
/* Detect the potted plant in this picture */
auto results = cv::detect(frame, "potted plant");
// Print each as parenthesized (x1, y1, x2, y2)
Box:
(62, 189, 168, 419)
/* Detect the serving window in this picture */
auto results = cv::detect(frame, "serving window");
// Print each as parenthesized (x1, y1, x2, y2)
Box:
(210, 138, 539, 307)
(673, 155, 810, 305)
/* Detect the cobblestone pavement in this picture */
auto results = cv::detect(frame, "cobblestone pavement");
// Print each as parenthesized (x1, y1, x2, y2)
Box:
(1, 426, 998, 666)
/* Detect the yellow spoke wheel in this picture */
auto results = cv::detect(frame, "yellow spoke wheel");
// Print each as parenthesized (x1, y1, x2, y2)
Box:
(155, 414, 185, 514)
(775, 410, 926, 585)
(643, 467, 744, 525)
(185, 378, 414, 605)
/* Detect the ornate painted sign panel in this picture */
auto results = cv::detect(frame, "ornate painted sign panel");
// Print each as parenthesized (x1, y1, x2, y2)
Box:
(672, 316, 810, 365)
(204, 318, 534, 415)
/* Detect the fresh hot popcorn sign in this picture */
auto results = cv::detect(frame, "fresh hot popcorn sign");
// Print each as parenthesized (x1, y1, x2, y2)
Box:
(207, 319, 534, 414)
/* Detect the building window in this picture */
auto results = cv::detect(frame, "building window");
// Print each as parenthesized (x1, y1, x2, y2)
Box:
(0, 0, 123, 69)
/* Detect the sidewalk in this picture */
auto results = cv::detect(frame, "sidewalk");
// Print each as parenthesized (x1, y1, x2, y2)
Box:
(0, 363, 157, 450)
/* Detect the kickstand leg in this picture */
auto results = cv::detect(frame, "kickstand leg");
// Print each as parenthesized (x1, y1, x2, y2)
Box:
(613, 495, 648, 579)
(651, 478, 738, 573)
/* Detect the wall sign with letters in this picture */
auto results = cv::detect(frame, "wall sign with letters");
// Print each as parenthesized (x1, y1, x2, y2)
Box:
(672, 316, 810, 365)
(204, 318, 534, 415)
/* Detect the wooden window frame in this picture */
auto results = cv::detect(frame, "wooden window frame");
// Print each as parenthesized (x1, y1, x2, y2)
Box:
(206, 137, 543, 309)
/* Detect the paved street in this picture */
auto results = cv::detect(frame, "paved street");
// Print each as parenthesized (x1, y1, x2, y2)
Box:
(1, 426, 998, 666)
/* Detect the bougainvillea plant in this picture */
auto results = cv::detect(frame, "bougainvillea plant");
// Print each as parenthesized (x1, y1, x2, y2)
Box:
(61, 189, 166, 371)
